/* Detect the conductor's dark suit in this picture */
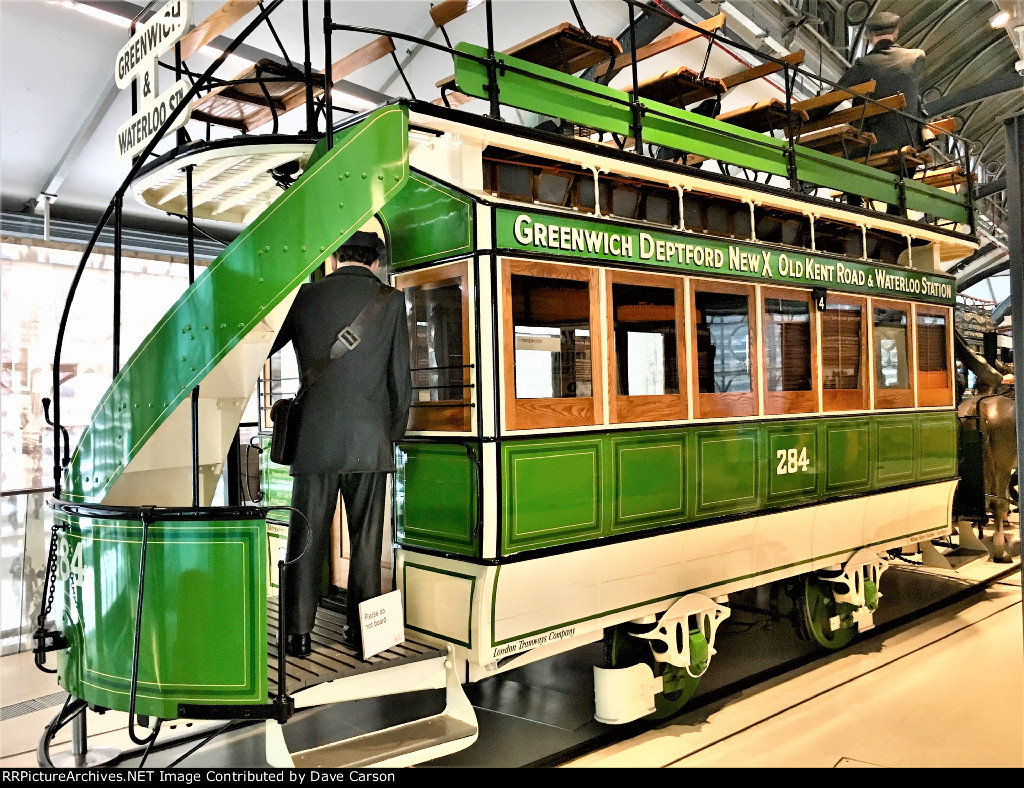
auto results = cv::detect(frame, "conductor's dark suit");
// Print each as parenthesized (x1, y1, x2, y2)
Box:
(270, 263, 411, 642)
(837, 39, 926, 153)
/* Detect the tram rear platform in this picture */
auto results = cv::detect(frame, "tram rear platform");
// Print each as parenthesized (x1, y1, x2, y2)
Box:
(1, 522, 1020, 769)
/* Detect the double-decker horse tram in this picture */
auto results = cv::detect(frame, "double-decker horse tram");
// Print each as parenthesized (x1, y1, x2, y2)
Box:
(35, 0, 988, 768)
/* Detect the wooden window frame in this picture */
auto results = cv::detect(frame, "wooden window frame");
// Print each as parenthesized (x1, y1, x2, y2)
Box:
(395, 260, 473, 432)
(872, 297, 915, 409)
(690, 280, 758, 419)
(502, 258, 603, 431)
(820, 293, 869, 412)
(761, 286, 819, 415)
(915, 304, 954, 407)
(606, 269, 687, 424)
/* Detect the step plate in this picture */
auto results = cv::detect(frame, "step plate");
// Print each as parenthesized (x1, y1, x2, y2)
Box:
(266, 599, 446, 697)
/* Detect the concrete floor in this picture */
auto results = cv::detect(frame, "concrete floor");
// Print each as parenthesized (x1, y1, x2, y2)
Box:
(2, 541, 1021, 769)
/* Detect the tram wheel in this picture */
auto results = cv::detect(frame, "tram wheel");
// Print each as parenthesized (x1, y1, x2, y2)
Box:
(606, 624, 701, 719)
(798, 575, 858, 651)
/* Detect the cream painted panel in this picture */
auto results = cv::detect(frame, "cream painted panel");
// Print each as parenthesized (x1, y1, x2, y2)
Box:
(754, 508, 815, 577)
(812, 496, 869, 570)
(404, 564, 474, 644)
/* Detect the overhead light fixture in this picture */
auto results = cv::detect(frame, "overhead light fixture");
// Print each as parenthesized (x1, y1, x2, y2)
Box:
(990, 10, 1011, 27)
(54, 0, 131, 29)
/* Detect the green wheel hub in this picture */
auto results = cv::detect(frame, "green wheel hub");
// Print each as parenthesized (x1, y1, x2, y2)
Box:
(800, 575, 858, 650)
(607, 624, 704, 719)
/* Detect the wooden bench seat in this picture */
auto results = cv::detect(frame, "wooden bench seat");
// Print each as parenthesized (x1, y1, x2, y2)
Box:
(436, 22, 621, 102)
(798, 93, 906, 134)
(797, 124, 877, 156)
(626, 63, 727, 108)
(790, 80, 875, 117)
(593, 12, 725, 79)
(851, 145, 931, 173)
(716, 98, 808, 135)
(191, 36, 394, 132)
(914, 165, 974, 189)
(719, 50, 805, 90)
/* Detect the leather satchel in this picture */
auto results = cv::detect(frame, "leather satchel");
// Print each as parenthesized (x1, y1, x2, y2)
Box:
(269, 281, 392, 465)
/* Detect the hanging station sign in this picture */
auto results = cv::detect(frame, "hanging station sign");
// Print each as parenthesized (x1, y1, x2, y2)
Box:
(497, 209, 956, 306)
(113, 0, 192, 161)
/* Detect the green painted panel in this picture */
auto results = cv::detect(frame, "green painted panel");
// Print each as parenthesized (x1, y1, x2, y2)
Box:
(765, 422, 819, 504)
(503, 439, 603, 552)
(56, 514, 266, 719)
(453, 45, 971, 224)
(611, 433, 686, 532)
(379, 173, 475, 270)
(496, 210, 956, 306)
(694, 427, 760, 516)
(904, 179, 971, 226)
(824, 419, 872, 493)
(64, 106, 410, 503)
(395, 443, 478, 555)
(876, 417, 917, 485)
(919, 411, 959, 479)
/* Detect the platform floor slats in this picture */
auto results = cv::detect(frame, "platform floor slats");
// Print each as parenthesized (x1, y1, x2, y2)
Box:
(265, 599, 446, 697)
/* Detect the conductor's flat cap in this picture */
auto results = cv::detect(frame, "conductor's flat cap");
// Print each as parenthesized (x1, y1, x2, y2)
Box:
(866, 11, 900, 33)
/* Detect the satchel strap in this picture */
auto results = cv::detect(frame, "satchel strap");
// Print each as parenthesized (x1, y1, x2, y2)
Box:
(294, 281, 392, 401)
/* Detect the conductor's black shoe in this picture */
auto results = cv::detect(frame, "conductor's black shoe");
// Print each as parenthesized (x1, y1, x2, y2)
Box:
(285, 633, 311, 658)
(342, 625, 362, 653)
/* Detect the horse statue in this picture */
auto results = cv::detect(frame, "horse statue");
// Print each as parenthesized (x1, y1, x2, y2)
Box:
(955, 328, 1018, 563)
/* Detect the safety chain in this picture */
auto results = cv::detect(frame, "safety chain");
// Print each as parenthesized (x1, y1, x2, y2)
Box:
(37, 521, 67, 627)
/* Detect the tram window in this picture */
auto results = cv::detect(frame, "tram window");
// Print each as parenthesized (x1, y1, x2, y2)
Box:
(822, 304, 863, 391)
(577, 179, 610, 214)
(612, 283, 679, 396)
(537, 171, 573, 206)
(511, 275, 592, 399)
(644, 188, 679, 226)
(395, 261, 472, 431)
(872, 304, 913, 409)
(917, 309, 952, 406)
(611, 186, 641, 219)
(694, 292, 751, 394)
(496, 163, 533, 201)
(763, 298, 811, 392)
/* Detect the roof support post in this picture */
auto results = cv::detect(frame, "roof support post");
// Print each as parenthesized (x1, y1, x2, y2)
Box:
(1004, 111, 1024, 545)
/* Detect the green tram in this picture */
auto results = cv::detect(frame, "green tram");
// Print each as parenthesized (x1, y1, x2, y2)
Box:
(37, 0, 980, 768)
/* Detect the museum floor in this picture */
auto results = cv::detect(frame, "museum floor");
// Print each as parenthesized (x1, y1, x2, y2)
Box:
(2, 538, 1021, 770)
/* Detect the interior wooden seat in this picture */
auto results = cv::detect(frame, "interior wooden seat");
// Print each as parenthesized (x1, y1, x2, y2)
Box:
(626, 63, 727, 108)
(716, 98, 808, 135)
(922, 116, 957, 142)
(798, 93, 906, 134)
(191, 36, 394, 132)
(797, 124, 877, 156)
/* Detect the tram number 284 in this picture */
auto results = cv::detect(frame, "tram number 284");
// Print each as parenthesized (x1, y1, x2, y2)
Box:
(776, 447, 811, 475)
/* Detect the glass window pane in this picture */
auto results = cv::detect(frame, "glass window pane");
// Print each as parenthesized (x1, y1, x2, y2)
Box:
(612, 283, 678, 396)
(822, 303, 862, 390)
(497, 163, 532, 200)
(645, 192, 671, 225)
(874, 307, 909, 389)
(764, 297, 811, 392)
(917, 313, 948, 372)
(611, 186, 641, 219)
(512, 275, 591, 399)
(695, 292, 750, 394)
(405, 279, 465, 403)
(537, 172, 572, 206)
